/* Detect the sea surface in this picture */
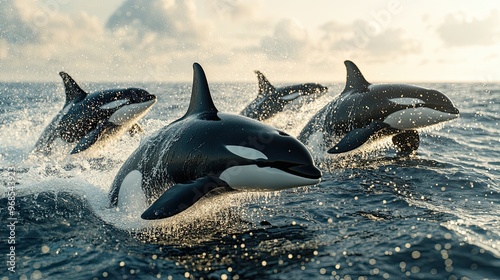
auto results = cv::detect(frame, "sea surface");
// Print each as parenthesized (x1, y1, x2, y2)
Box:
(0, 81, 498, 280)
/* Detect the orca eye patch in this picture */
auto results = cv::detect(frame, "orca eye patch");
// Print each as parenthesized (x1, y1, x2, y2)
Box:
(389, 98, 424, 106)
(279, 92, 301, 101)
(100, 99, 129, 110)
(225, 145, 268, 160)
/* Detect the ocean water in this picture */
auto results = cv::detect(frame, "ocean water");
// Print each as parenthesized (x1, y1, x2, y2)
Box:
(0, 81, 498, 280)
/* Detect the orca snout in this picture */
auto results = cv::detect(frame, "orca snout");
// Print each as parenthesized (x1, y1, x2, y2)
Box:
(424, 90, 459, 116)
(431, 103, 459, 115)
(288, 164, 322, 180)
(129, 88, 157, 103)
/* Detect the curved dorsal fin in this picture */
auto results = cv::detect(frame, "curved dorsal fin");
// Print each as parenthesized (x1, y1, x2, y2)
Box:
(184, 63, 218, 117)
(254, 70, 276, 96)
(341, 60, 370, 94)
(59, 72, 87, 104)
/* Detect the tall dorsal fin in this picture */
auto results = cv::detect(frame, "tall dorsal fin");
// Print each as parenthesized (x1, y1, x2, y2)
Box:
(59, 72, 87, 104)
(341, 60, 371, 94)
(254, 70, 276, 96)
(183, 63, 218, 117)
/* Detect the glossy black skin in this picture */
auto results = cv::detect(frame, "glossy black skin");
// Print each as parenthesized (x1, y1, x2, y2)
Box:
(298, 60, 459, 151)
(58, 88, 154, 142)
(109, 112, 318, 206)
(241, 71, 328, 121)
(34, 72, 156, 154)
(109, 63, 320, 208)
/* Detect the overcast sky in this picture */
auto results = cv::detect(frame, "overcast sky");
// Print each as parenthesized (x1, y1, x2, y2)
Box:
(1, 0, 499, 83)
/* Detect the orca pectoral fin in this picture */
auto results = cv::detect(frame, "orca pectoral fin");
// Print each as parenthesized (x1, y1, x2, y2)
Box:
(70, 122, 115, 154)
(141, 176, 233, 220)
(128, 123, 143, 136)
(327, 121, 391, 154)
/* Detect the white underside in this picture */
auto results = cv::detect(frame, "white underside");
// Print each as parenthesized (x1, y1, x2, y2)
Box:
(117, 170, 147, 214)
(219, 165, 319, 191)
(384, 107, 458, 130)
(109, 99, 156, 125)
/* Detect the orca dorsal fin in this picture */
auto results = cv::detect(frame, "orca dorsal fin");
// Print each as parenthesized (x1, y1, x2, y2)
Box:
(183, 63, 218, 118)
(254, 70, 276, 96)
(59, 72, 87, 104)
(342, 60, 371, 94)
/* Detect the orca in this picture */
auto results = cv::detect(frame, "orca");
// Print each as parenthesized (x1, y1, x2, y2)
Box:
(34, 72, 157, 154)
(298, 60, 459, 155)
(109, 63, 322, 220)
(241, 70, 328, 121)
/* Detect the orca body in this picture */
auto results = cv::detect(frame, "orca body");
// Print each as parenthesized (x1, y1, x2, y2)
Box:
(109, 63, 322, 220)
(34, 72, 157, 154)
(241, 71, 328, 121)
(298, 60, 459, 155)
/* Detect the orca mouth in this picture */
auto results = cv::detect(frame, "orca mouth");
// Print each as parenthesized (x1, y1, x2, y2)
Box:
(132, 97, 157, 108)
(287, 164, 322, 179)
(256, 160, 322, 179)
(441, 106, 459, 115)
(423, 103, 459, 115)
(144, 94, 157, 102)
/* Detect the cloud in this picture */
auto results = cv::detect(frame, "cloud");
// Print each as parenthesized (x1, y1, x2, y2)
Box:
(208, 0, 260, 21)
(260, 18, 308, 60)
(319, 19, 421, 61)
(437, 10, 500, 47)
(0, 0, 104, 47)
(361, 28, 421, 57)
(2, 0, 497, 83)
(106, 0, 207, 47)
(0, 0, 120, 81)
(0, 0, 226, 81)
(0, 0, 38, 44)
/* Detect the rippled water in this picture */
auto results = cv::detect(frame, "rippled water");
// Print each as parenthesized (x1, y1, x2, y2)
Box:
(0, 82, 498, 279)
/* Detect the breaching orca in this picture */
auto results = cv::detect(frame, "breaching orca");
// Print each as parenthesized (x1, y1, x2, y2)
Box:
(109, 63, 322, 220)
(241, 70, 328, 121)
(34, 72, 157, 154)
(298, 60, 459, 155)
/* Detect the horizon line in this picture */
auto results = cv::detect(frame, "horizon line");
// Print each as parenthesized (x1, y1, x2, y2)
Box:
(1, 78, 499, 84)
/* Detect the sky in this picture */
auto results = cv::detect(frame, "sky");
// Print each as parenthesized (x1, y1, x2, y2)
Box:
(0, 0, 499, 83)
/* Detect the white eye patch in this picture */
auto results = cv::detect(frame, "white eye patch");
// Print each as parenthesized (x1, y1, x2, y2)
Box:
(225, 145, 268, 160)
(280, 92, 301, 101)
(100, 99, 129, 110)
(389, 98, 424, 106)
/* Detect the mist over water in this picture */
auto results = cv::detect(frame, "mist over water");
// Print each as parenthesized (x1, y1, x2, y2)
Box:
(1, 82, 498, 279)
